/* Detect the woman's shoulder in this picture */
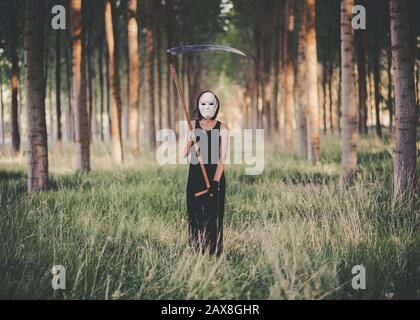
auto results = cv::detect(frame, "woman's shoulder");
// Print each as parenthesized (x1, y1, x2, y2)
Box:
(218, 121, 229, 130)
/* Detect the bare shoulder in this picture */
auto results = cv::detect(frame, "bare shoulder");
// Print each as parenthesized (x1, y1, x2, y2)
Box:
(220, 121, 229, 130)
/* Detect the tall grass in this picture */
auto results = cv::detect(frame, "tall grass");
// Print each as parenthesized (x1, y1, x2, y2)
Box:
(0, 134, 419, 299)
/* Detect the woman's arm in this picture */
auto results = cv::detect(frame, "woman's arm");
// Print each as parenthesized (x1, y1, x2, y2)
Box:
(182, 120, 195, 158)
(213, 122, 229, 182)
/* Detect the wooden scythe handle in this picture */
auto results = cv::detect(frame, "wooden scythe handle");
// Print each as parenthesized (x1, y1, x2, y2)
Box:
(168, 60, 210, 197)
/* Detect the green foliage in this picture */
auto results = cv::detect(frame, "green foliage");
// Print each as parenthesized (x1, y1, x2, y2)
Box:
(0, 136, 419, 299)
(205, 24, 251, 84)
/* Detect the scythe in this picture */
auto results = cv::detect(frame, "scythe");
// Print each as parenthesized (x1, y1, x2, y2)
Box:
(166, 45, 247, 197)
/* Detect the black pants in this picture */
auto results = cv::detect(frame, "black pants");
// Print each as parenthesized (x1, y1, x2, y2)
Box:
(187, 182, 225, 256)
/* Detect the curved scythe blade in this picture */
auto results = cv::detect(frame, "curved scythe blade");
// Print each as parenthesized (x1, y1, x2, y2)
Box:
(166, 44, 247, 57)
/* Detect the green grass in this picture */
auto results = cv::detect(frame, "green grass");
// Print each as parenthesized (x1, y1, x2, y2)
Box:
(0, 134, 419, 299)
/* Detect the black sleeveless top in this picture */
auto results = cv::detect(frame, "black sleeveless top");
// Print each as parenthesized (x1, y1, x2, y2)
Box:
(187, 120, 226, 194)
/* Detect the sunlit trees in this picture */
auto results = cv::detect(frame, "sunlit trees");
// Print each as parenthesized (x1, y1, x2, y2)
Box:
(0, 0, 416, 200)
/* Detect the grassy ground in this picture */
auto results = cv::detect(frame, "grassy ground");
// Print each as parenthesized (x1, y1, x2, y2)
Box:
(0, 134, 419, 299)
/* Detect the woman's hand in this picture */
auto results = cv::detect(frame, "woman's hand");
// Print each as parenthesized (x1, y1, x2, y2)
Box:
(187, 131, 196, 144)
(212, 122, 229, 182)
(209, 180, 220, 197)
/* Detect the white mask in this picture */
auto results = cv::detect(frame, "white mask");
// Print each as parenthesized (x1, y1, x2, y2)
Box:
(198, 92, 218, 119)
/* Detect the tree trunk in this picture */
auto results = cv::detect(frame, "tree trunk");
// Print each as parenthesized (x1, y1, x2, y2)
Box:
(187, 55, 201, 118)
(341, 0, 358, 180)
(306, 0, 320, 163)
(259, 11, 272, 137)
(356, 30, 368, 135)
(390, 0, 417, 198)
(71, 0, 90, 171)
(256, 53, 263, 129)
(368, 64, 374, 129)
(48, 72, 54, 140)
(55, 30, 62, 145)
(87, 1, 95, 141)
(166, 0, 179, 134)
(105, 0, 123, 163)
(283, 58, 294, 148)
(251, 61, 258, 131)
(272, 2, 281, 136)
(25, 0, 48, 192)
(10, 0, 20, 154)
(0, 67, 4, 144)
(155, 0, 163, 131)
(373, 50, 382, 138)
(297, 1, 308, 158)
(328, 62, 335, 134)
(165, 0, 173, 131)
(277, 1, 285, 143)
(123, 36, 130, 142)
(64, 30, 74, 142)
(146, 0, 156, 150)
(322, 64, 327, 134)
(181, 55, 187, 111)
(386, 46, 394, 134)
(416, 60, 420, 111)
(128, 0, 140, 156)
(337, 63, 342, 133)
(98, 37, 105, 141)
(43, 21, 51, 116)
(186, 57, 192, 117)
(283, 0, 294, 150)
(105, 44, 111, 139)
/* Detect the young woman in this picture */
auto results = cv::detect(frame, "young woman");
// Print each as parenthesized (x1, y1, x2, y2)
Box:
(183, 91, 229, 257)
